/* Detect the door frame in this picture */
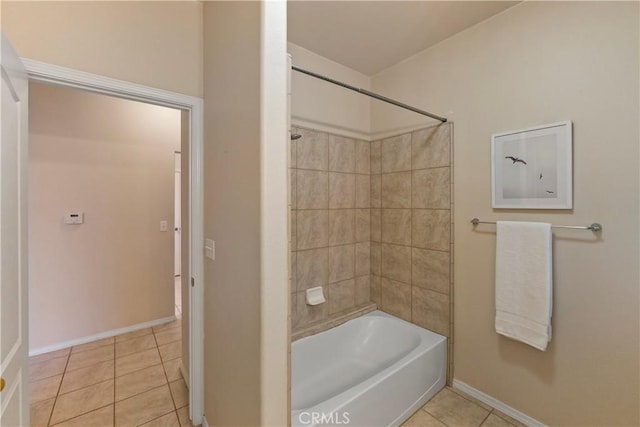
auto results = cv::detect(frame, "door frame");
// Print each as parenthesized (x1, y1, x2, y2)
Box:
(22, 59, 205, 426)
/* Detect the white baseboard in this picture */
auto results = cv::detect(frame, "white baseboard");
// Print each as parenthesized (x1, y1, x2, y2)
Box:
(452, 379, 546, 427)
(29, 315, 177, 356)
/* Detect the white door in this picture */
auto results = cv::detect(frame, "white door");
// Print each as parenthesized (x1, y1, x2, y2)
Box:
(0, 35, 30, 427)
(174, 152, 181, 277)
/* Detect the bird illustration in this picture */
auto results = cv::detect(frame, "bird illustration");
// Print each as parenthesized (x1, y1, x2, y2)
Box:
(539, 173, 543, 180)
(505, 156, 527, 165)
(546, 190, 555, 194)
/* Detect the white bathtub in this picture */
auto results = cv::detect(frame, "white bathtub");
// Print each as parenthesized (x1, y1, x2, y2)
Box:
(292, 310, 447, 427)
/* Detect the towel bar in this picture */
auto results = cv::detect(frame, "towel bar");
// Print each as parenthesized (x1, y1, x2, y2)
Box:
(470, 218, 602, 232)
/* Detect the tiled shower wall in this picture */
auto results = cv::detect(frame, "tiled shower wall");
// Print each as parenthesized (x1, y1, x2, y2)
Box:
(290, 128, 372, 332)
(370, 123, 453, 341)
(290, 123, 453, 355)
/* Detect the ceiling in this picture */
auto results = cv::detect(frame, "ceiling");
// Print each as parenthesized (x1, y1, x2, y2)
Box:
(288, 1, 520, 76)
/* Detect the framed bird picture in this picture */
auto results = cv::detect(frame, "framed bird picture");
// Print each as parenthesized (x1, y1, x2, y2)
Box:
(491, 121, 572, 209)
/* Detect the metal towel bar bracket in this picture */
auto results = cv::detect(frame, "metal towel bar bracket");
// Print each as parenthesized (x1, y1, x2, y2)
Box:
(470, 218, 602, 232)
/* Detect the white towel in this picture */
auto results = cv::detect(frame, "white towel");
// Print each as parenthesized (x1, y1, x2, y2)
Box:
(495, 221, 552, 351)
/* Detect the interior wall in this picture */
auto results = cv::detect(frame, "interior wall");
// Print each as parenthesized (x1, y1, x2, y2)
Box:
(29, 82, 180, 350)
(290, 127, 372, 333)
(371, 2, 639, 425)
(288, 42, 371, 140)
(203, 2, 262, 424)
(2, 1, 203, 97)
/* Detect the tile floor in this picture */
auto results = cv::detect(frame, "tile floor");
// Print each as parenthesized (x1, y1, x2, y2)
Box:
(402, 387, 526, 427)
(29, 318, 192, 427)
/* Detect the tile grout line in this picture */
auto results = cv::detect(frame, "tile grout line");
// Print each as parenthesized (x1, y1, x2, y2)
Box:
(152, 327, 178, 412)
(47, 350, 71, 426)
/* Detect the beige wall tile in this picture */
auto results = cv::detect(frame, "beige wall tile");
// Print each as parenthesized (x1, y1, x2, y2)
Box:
(370, 243, 381, 276)
(329, 209, 355, 246)
(329, 172, 356, 208)
(329, 244, 355, 283)
(355, 209, 371, 243)
(296, 128, 328, 170)
(60, 360, 114, 394)
(50, 379, 114, 425)
(381, 209, 412, 245)
(296, 247, 329, 291)
(297, 210, 329, 250)
(371, 209, 381, 242)
(294, 289, 329, 328)
(297, 170, 328, 209)
(412, 209, 451, 251)
(116, 348, 161, 377)
(381, 134, 411, 172)
(412, 124, 451, 170)
(355, 140, 370, 174)
(169, 379, 189, 409)
(329, 279, 355, 314)
(381, 243, 412, 284)
(422, 388, 489, 427)
(412, 248, 450, 294)
(370, 140, 381, 174)
(412, 287, 450, 336)
(355, 276, 371, 306)
(115, 364, 167, 402)
(115, 384, 175, 427)
(370, 275, 381, 306)
(355, 175, 371, 208)
(413, 168, 450, 209)
(381, 172, 411, 208)
(54, 405, 114, 427)
(355, 242, 371, 277)
(371, 174, 381, 208)
(329, 135, 355, 173)
(381, 278, 411, 321)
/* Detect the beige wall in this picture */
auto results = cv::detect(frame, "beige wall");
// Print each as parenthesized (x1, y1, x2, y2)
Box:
(2, 1, 203, 97)
(289, 43, 371, 140)
(372, 2, 639, 425)
(290, 127, 372, 332)
(29, 83, 181, 350)
(203, 2, 261, 424)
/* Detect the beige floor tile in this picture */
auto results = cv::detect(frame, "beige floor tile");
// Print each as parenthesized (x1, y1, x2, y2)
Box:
(402, 409, 447, 427)
(30, 348, 70, 365)
(30, 356, 68, 381)
(72, 337, 115, 354)
(140, 411, 180, 427)
(449, 386, 493, 411)
(116, 348, 162, 377)
(116, 364, 167, 402)
(31, 374, 62, 403)
(162, 358, 183, 383)
(154, 328, 181, 346)
(115, 327, 153, 343)
(51, 405, 114, 427)
(115, 334, 157, 358)
(481, 413, 516, 427)
(60, 360, 115, 394)
(50, 380, 114, 425)
(423, 388, 490, 427)
(169, 379, 189, 409)
(153, 320, 181, 333)
(176, 407, 192, 427)
(67, 345, 114, 372)
(491, 410, 526, 427)
(115, 385, 175, 427)
(30, 397, 55, 427)
(158, 341, 181, 362)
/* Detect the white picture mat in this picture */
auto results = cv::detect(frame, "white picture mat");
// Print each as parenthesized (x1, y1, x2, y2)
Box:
(492, 121, 572, 209)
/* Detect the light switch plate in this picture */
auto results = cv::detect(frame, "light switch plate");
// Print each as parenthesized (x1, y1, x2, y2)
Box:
(160, 220, 168, 232)
(204, 239, 215, 260)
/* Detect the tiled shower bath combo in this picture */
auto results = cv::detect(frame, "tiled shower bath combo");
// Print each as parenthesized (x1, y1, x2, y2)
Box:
(289, 122, 455, 425)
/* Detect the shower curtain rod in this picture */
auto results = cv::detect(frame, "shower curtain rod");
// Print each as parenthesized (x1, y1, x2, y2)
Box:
(292, 65, 448, 123)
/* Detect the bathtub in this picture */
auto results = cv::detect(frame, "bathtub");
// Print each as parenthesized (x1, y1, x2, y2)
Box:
(292, 310, 447, 427)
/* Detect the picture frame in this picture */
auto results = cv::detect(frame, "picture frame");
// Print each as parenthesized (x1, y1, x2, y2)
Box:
(492, 121, 572, 209)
